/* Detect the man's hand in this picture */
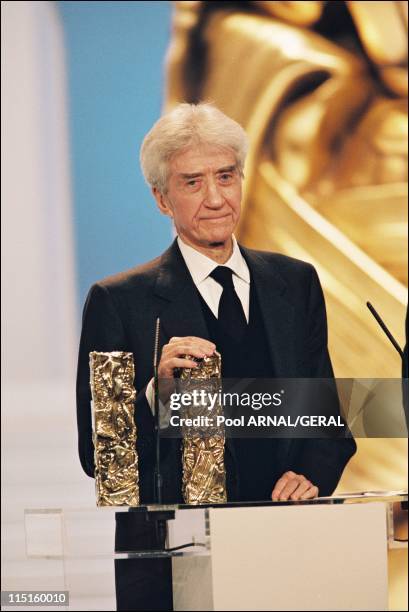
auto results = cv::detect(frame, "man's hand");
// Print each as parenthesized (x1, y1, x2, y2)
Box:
(271, 471, 319, 501)
(158, 336, 216, 378)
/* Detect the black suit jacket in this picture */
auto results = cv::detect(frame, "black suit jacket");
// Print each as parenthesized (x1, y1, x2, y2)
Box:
(76, 239, 356, 502)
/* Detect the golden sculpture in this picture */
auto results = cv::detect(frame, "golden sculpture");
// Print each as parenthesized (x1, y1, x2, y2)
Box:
(178, 351, 227, 504)
(165, 0, 407, 378)
(89, 351, 139, 506)
(164, 2, 407, 607)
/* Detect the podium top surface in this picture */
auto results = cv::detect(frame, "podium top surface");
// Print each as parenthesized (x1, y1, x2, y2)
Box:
(139, 490, 408, 512)
(25, 490, 407, 515)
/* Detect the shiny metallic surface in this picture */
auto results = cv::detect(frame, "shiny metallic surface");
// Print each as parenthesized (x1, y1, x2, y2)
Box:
(89, 351, 139, 506)
(179, 352, 227, 504)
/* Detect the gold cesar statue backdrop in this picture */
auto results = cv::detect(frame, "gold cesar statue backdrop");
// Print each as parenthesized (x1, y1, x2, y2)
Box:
(162, 1, 408, 608)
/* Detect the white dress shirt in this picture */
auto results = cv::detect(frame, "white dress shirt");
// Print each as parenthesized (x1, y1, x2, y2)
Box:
(146, 235, 250, 411)
(176, 234, 250, 321)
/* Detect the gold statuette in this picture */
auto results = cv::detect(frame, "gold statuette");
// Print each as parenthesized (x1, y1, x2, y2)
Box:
(89, 351, 139, 506)
(178, 352, 227, 504)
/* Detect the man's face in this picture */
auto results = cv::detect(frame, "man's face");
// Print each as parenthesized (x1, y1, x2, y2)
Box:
(153, 143, 242, 250)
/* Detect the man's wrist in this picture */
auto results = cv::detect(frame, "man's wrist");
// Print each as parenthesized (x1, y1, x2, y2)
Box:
(145, 377, 155, 414)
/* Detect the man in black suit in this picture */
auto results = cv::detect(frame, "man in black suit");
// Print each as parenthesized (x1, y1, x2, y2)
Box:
(76, 102, 356, 609)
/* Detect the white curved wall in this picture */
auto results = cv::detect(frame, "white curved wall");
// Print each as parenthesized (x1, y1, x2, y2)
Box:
(1, 2, 101, 603)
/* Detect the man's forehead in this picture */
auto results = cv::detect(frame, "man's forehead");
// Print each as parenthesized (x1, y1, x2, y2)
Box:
(169, 144, 237, 175)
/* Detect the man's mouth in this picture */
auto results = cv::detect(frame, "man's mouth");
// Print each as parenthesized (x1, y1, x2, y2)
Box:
(202, 214, 231, 222)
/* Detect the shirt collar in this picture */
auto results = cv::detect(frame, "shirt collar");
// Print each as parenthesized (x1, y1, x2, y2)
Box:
(177, 235, 250, 285)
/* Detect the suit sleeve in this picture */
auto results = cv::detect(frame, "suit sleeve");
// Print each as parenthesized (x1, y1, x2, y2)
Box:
(293, 266, 357, 496)
(76, 283, 130, 477)
(299, 265, 334, 378)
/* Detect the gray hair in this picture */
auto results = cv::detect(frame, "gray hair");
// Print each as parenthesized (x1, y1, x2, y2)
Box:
(140, 102, 248, 193)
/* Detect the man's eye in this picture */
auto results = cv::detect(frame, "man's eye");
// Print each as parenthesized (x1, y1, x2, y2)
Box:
(219, 173, 233, 182)
(186, 179, 199, 188)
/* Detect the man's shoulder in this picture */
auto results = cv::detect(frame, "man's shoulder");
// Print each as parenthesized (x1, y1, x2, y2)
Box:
(241, 245, 315, 277)
(90, 251, 165, 296)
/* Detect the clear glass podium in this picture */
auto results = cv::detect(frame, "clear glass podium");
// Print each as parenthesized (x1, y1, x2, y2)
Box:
(19, 492, 407, 611)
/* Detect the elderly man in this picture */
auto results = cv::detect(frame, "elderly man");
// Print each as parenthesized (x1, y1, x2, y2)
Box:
(76, 102, 356, 609)
(77, 101, 356, 501)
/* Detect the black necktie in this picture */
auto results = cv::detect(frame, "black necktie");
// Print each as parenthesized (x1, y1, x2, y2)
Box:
(209, 266, 247, 341)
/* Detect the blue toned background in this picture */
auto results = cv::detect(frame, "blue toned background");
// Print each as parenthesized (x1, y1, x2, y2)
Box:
(2, 3, 178, 594)
(58, 1, 173, 315)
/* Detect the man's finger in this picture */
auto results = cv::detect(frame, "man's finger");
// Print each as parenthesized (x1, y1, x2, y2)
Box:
(158, 357, 198, 377)
(168, 336, 216, 353)
(168, 346, 210, 360)
(168, 357, 198, 370)
(271, 471, 296, 501)
(276, 477, 304, 501)
(289, 479, 312, 501)
(300, 486, 319, 500)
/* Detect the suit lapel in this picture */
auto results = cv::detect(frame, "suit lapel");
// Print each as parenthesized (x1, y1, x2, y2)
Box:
(154, 239, 210, 344)
(240, 246, 297, 472)
(240, 246, 296, 377)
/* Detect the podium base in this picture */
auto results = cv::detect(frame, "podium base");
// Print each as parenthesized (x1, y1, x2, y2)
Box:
(115, 509, 175, 611)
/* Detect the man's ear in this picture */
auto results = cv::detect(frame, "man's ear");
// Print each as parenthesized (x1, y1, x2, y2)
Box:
(152, 187, 173, 218)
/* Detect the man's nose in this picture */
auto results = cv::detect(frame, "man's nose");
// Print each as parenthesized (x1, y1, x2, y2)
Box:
(204, 177, 224, 207)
